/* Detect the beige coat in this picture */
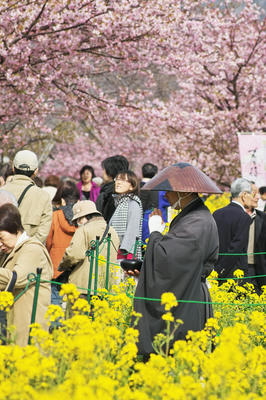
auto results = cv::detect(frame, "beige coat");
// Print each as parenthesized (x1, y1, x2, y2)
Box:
(59, 216, 120, 294)
(3, 175, 52, 243)
(0, 238, 53, 346)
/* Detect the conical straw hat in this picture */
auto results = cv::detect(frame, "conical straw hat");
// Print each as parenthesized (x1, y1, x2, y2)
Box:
(141, 162, 222, 194)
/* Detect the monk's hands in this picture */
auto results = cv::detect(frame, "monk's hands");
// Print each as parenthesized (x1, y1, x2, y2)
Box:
(125, 209, 165, 277)
(150, 208, 163, 218)
(149, 208, 165, 233)
(126, 269, 140, 277)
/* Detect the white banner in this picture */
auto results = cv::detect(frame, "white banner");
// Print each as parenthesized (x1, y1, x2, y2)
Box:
(238, 133, 266, 187)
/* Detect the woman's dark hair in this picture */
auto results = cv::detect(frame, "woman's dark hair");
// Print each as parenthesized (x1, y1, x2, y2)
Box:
(85, 212, 101, 222)
(115, 170, 139, 195)
(0, 203, 24, 234)
(259, 186, 266, 195)
(79, 165, 95, 180)
(53, 180, 80, 205)
(101, 155, 129, 180)
(33, 176, 43, 188)
(44, 175, 60, 188)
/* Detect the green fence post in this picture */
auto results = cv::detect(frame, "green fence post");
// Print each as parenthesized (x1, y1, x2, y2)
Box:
(28, 268, 42, 345)
(133, 236, 139, 259)
(88, 249, 95, 303)
(94, 236, 100, 296)
(105, 233, 111, 290)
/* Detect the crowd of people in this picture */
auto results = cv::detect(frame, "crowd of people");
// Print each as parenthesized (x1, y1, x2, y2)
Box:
(0, 150, 265, 356)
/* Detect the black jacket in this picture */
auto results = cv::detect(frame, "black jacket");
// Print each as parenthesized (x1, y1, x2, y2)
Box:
(96, 181, 115, 223)
(254, 209, 266, 288)
(213, 202, 251, 277)
(139, 181, 159, 212)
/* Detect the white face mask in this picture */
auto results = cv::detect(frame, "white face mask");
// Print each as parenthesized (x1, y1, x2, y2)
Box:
(171, 200, 179, 209)
(173, 192, 193, 209)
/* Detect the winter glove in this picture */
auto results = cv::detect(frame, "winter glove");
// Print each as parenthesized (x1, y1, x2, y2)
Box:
(148, 215, 165, 234)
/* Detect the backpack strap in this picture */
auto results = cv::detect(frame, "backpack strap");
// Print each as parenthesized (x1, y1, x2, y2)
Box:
(6, 271, 17, 292)
(99, 223, 110, 247)
(91, 223, 110, 250)
(17, 184, 34, 207)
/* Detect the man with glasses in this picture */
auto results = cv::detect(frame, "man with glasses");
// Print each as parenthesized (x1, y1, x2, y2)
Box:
(213, 178, 253, 279)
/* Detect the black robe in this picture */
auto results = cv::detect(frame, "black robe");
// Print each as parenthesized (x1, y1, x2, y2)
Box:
(134, 198, 219, 355)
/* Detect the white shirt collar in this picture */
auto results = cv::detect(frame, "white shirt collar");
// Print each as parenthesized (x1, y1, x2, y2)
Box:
(16, 231, 29, 247)
(231, 200, 246, 212)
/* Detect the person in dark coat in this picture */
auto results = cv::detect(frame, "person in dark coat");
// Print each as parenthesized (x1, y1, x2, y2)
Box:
(140, 163, 170, 244)
(96, 155, 129, 222)
(246, 183, 266, 293)
(129, 162, 221, 357)
(258, 186, 266, 212)
(213, 178, 253, 279)
(139, 163, 159, 212)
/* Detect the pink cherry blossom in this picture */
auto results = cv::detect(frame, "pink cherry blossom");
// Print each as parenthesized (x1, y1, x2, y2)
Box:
(0, 0, 265, 187)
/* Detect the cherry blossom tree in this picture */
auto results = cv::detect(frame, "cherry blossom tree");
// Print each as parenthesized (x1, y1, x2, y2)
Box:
(0, 0, 166, 156)
(1, 0, 265, 186)
(155, 0, 266, 186)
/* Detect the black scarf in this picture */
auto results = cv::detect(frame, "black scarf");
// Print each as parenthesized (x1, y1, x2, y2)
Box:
(60, 204, 75, 225)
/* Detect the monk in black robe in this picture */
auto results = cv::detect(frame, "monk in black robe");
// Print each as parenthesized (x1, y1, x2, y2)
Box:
(130, 163, 221, 356)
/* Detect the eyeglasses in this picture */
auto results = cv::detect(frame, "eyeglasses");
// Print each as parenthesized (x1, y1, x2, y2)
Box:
(114, 178, 130, 183)
(243, 191, 258, 199)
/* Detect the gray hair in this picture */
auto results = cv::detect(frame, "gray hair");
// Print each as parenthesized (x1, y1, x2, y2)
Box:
(0, 189, 18, 207)
(230, 178, 252, 198)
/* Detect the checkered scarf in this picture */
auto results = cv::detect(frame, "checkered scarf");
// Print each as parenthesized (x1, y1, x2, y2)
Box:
(111, 194, 143, 258)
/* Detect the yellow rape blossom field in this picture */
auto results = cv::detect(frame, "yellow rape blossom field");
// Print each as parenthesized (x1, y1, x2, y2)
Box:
(0, 277, 265, 400)
(0, 193, 265, 400)
(204, 192, 231, 214)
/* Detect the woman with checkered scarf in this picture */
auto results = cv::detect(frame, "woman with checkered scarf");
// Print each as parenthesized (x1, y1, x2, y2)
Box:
(110, 170, 143, 260)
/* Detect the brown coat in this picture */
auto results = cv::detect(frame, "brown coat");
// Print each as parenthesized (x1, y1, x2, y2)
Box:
(58, 216, 120, 294)
(0, 237, 53, 346)
(3, 175, 52, 243)
(46, 209, 76, 278)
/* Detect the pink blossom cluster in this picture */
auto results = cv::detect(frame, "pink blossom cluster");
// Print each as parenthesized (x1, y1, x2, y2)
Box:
(1, 0, 265, 186)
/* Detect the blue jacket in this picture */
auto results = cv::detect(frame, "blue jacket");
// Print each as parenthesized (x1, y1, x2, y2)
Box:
(142, 191, 169, 243)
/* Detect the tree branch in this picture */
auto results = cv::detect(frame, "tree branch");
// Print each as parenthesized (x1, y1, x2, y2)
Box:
(23, 0, 48, 37)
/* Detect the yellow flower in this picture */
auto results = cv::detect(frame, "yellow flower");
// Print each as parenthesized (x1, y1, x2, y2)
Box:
(126, 277, 136, 288)
(45, 305, 64, 323)
(0, 291, 14, 311)
(59, 283, 79, 303)
(214, 311, 222, 320)
(234, 312, 245, 322)
(233, 269, 244, 278)
(162, 312, 174, 322)
(72, 298, 91, 314)
(98, 254, 106, 266)
(204, 193, 230, 214)
(161, 292, 178, 311)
